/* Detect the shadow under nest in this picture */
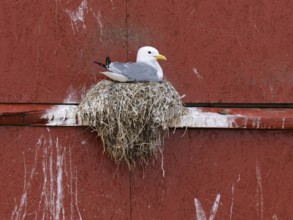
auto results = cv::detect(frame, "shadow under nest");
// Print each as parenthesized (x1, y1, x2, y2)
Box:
(77, 80, 186, 169)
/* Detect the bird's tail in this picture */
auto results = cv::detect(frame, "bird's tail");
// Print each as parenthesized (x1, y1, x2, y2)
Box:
(105, 57, 111, 67)
(94, 56, 111, 69)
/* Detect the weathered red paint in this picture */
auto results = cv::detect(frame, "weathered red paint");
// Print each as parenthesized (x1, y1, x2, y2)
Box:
(1, 0, 293, 219)
(127, 0, 293, 103)
(0, 127, 130, 219)
(0, 0, 127, 104)
(1, 0, 293, 103)
(202, 107, 293, 129)
(0, 104, 51, 126)
(131, 130, 293, 219)
(1, 128, 292, 219)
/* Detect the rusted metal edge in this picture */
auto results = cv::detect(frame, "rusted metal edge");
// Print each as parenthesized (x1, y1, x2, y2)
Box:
(0, 104, 293, 129)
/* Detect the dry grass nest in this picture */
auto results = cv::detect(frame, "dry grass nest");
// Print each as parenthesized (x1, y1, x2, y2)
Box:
(77, 80, 187, 168)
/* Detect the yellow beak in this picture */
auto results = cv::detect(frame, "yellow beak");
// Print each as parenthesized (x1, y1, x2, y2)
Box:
(154, 54, 167, 60)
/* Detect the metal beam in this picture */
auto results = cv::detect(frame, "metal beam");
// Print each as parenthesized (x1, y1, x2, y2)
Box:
(0, 104, 292, 129)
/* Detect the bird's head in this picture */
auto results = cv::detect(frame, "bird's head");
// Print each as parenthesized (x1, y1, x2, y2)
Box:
(136, 46, 167, 63)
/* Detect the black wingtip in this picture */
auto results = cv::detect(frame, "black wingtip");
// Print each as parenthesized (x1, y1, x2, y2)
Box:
(94, 56, 112, 69)
(93, 61, 107, 68)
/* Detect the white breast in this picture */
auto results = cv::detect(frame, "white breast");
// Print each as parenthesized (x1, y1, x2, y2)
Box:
(100, 71, 129, 82)
(154, 62, 163, 80)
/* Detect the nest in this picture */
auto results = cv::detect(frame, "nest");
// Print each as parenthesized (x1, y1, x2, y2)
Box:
(77, 80, 186, 168)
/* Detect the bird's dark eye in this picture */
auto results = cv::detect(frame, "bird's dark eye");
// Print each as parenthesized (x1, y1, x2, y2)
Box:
(148, 51, 151, 54)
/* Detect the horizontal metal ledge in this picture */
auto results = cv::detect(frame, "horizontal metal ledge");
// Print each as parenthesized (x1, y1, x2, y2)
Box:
(0, 104, 293, 129)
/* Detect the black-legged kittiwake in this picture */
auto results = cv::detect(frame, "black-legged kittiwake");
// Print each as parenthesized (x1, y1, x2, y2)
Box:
(94, 46, 167, 82)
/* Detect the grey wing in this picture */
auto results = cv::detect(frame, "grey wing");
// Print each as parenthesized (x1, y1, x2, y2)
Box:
(108, 62, 160, 81)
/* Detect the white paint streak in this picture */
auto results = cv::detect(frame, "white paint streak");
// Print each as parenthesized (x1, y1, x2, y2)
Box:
(42, 105, 81, 126)
(55, 0, 59, 15)
(11, 131, 82, 219)
(256, 118, 261, 128)
(44, 106, 270, 129)
(33, 24, 41, 100)
(237, 174, 241, 183)
(110, 0, 115, 10)
(80, 84, 87, 100)
(272, 214, 278, 220)
(69, 147, 74, 220)
(256, 161, 264, 220)
(230, 174, 241, 220)
(42, 93, 87, 126)
(38, 139, 48, 220)
(230, 182, 235, 220)
(251, 117, 261, 129)
(282, 118, 286, 129)
(64, 87, 80, 103)
(55, 138, 65, 220)
(75, 171, 83, 220)
(159, 149, 165, 178)
(49, 133, 56, 218)
(12, 156, 28, 220)
(178, 108, 241, 128)
(194, 194, 221, 220)
(42, 106, 242, 128)
(192, 67, 203, 79)
(243, 117, 248, 128)
(269, 85, 275, 97)
(91, 9, 103, 42)
(12, 137, 42, 220)
(194, 198, 207, 220)
(65, 0, 88, 32)
(97, 10, 103, 42)
(209, 194, 221, 220)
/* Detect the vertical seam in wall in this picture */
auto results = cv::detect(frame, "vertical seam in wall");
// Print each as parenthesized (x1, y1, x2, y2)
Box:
(125, 0, 129, 61)
(129, 170, 132, 220)
(124, 1, 132, 218)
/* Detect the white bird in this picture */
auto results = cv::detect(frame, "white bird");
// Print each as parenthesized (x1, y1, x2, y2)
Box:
(94, 46, 167, 82)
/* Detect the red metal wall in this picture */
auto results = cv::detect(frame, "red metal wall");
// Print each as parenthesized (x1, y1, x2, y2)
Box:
(1, 128, 292, 219)
(1, 0, 293, 103)
(1, 0, 293, 219)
